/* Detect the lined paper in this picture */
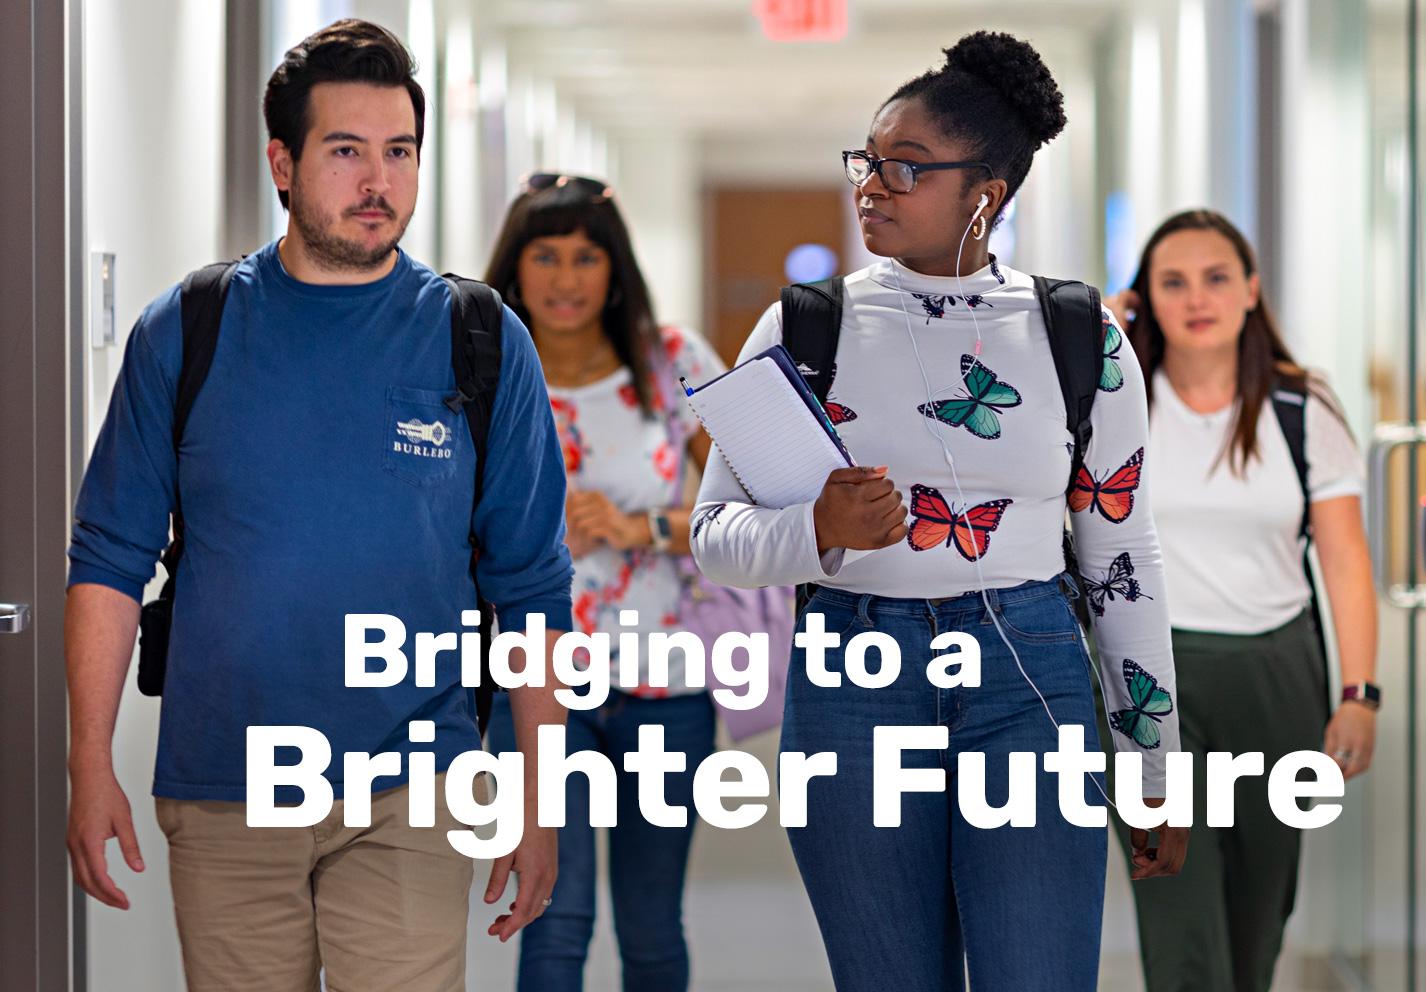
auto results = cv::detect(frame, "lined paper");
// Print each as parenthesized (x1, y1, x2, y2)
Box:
(688, 355, 852, 507)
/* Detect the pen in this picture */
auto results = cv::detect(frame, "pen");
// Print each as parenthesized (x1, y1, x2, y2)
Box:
(679, 376, 693, 397)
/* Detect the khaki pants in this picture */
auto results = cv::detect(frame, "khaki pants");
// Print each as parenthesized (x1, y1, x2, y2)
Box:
(156, 778, 475, 992)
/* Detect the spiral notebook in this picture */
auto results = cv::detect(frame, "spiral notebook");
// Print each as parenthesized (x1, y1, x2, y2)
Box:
(681, 345, 855, 508)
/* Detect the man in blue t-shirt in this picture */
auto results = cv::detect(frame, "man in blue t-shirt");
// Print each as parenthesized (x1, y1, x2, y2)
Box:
(65, 20, 573, 990)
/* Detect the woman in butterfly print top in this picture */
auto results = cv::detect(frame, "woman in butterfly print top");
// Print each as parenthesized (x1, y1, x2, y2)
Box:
(480, 175, 727, 992)
(1103, 209, 1376, 992)
(692, 32, 1182, 992)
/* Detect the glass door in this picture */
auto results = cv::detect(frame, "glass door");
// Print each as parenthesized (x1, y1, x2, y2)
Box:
(1364, 1, 1425, 988)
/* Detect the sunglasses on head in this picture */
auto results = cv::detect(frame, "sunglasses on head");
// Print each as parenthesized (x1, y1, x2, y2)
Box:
(519, 173, 615, 202)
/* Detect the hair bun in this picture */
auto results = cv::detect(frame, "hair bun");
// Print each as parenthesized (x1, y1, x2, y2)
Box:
(943, 31, 1066, 147)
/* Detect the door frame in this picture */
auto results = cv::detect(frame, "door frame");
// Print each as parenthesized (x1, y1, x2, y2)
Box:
(0, 0, 85, 988)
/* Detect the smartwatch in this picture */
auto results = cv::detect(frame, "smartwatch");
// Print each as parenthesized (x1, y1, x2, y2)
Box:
(647, 509, 673, 552)
(1340, 681, 1382, 711)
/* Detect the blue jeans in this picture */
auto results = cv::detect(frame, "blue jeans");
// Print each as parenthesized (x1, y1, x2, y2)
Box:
(486, 689, 716, 992)
(783, 577, 1107, 992)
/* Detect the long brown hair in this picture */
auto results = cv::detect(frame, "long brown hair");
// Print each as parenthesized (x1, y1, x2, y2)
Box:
(1126, 209, 1341, 474)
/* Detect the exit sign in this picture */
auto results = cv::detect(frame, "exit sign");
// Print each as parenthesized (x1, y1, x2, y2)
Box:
(755, 0, 848, 43)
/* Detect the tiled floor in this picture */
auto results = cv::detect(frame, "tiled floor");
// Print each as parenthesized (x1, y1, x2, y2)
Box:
(463, 731, 1369, 990)
(467, 878, 1360, 991)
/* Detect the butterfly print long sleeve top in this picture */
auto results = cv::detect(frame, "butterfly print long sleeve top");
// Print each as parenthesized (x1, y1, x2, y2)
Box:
(692, 256, 1180, 792)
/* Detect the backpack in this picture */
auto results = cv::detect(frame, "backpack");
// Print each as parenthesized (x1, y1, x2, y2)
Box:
(135, 260, 509, 734)
(779, 275, 1103, 620)
(1269, 376, 1331, 707)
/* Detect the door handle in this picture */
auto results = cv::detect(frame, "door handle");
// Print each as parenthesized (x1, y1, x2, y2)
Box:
(1367, 422, 1426, 607)
(0, 602, 31, 634)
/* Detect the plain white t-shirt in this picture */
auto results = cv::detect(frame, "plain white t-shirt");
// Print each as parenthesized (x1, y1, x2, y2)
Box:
(1146, 368, 1363, 635)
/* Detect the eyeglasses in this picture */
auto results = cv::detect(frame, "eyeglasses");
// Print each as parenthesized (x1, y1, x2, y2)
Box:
(842, 150, 992, 194)
(519, 172, 616, 202)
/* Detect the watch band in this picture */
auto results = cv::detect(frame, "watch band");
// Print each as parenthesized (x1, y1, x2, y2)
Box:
(1341, 681, 1382, 710)
(647, 509, 673, 552)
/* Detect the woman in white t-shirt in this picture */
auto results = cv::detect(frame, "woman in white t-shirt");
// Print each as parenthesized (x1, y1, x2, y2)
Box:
(482, 173, 725, 992)
(1104, 208, 1378, 992)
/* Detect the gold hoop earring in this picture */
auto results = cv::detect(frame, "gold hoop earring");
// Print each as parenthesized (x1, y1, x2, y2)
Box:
(972, 216, 988, 241)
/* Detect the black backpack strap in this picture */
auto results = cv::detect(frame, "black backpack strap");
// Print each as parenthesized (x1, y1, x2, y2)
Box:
(175, 262, 240, 447)
(1270, 378, 1311, 540)
(1034, 276, 1105, 631)
(138, 259, 240, 697)
(1270, 375, 1330, 712)
(780, 277, 844, 405)
(442, 275, 505, 734)
(443, 275, 504, 498)
(162, 261, 241, 589)
(1033, 275, 1104, 491)
(779, 277, 844, 616)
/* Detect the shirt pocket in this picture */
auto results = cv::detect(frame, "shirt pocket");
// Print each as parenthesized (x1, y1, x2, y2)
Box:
(382, 386, 462, 487)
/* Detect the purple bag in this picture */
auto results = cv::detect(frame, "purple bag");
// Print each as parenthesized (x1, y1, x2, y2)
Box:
(674, 558, 795, 742)
(656, 344, 796, 742)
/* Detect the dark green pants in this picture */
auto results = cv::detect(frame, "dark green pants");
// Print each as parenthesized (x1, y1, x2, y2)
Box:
(1099, 611, 1329, 992)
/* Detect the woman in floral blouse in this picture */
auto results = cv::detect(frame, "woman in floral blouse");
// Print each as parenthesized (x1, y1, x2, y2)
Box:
(484, 173, 725, 992)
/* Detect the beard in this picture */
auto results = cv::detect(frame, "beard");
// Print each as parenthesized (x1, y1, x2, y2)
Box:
(289, 177, 413, 272)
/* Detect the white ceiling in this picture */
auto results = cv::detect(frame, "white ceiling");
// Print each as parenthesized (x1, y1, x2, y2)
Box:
(485, 0, 1123, 142)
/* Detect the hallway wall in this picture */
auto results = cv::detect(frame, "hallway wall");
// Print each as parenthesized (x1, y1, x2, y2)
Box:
(81, 1, 226, 987)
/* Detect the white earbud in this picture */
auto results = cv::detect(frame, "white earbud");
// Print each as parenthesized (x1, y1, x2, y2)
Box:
(974, 192, 989, 216)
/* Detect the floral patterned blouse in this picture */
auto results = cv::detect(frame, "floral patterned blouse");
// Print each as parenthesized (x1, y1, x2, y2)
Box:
(550, 326, 725, 697)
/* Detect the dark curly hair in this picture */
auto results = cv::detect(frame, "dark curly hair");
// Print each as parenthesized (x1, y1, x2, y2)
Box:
(885, 31, 1066, 220)
(263, 19, 425, 210)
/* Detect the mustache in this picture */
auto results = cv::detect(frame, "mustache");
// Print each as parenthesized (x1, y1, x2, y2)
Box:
(345, 197, 395, 218)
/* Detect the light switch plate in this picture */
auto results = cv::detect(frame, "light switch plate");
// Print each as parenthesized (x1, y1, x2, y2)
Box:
(90, 251, 115, 349)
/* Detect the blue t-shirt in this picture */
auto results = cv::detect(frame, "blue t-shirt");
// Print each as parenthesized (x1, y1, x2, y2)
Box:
(69, 241, 574, 801)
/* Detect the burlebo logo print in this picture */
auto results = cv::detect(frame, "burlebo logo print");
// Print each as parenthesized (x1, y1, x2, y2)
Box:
(394, 418, 454, 459)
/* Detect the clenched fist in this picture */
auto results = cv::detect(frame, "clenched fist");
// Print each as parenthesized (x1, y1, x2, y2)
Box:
(813, 466, 908, 553)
